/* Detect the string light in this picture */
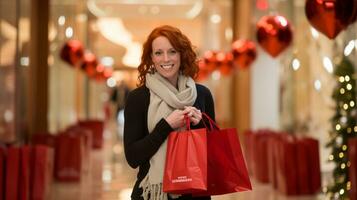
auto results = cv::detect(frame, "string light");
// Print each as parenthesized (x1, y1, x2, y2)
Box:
(346, 83, 352, 90)
(347, 161, 351, 167)
(347, 127, 352, 133)
(329, 155, 334, 160)
(342, 145, 347, 151)
(340, 88, 345, 94)
(347, 181, 351, 190)
(350, 101, 355, 107)
(343, 104, 349, 110)
(323, 56, 334, 73)
(340, 189, 345, 195)
(292, 58, 300, 71)
(345, 75, 350, 82)
(341, 163, 346, 169)
(335, 192, 340, 199)
(354, 126, 357, 132)
(336, 124, 341, 130)
(339, 152, 344, 158)
(339, 76, 345, 82)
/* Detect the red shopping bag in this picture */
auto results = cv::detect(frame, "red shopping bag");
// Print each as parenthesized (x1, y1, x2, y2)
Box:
(54, 132, 84, 182)
(31, 145, 54, 200)
(6, 147, 21, 200)
(19, 146, 31, 200)
(0, 147, 5, 200)
(31, 132, 56, 147)
(195, 113, 252, 196)
(66, 125, 93, 174)
(163, 117, 207, 194)
(78, 120, 104, 149)
(276, 135, 298, 195)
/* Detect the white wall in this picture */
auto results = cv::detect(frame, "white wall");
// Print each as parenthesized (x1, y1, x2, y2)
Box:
(251, 48, 280, 130)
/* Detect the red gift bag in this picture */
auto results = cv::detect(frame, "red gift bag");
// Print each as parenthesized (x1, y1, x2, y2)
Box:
(78, 120, 104, 149)
(163, 117, 207, 194)
(6, 147, 20, 200)
(296, 138, 311, 194)
(276, 135, 298, 195)
(31, 133, 56, 147)
(267, 133, 281, 189)
(54, 132, 84, 182)
(253, 132, 270, 183)
(243, 130, 254, 175)
(0, 147, 5, 200)
(31, 145, 54, 200)
(195, 113, 252, 196)
(19, 146, 31, 200)
(304, 138, 321, 194)
(66, 125, 93, 174)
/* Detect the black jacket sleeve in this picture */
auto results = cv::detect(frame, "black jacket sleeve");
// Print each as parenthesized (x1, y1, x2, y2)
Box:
(123, 88, 174, 169)
(192, 84, 216, 129)
(203, 85, 215, 122)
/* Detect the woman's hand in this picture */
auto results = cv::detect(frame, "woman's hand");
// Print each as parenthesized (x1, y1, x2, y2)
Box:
(184, 106, 202, 126)
(165, 109, 190, 129)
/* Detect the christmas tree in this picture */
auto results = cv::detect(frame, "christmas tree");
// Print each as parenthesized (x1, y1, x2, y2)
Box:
(327, 56, 357, 199)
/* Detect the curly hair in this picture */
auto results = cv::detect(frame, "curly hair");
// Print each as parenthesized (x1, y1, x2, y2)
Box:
(137, 25, 199, 86)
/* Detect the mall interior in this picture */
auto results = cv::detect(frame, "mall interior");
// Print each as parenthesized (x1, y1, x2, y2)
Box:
(2, 0, 357, 199)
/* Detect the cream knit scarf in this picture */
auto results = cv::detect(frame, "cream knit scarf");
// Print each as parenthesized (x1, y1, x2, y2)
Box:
(140, 72, 197, 200)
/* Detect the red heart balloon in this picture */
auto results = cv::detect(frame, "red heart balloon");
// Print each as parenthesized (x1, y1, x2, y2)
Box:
(60, 40, 84, 66)
(196, 59, 210, 81)
(81, 52, 98, 77)
(93, 65, 113, 82)
(305, 0, 357, 39)
(203, 50, 218, 72)
(216, 52, 234, 76)
(231, 39, 257, 69)
(256, 15, 293, 57)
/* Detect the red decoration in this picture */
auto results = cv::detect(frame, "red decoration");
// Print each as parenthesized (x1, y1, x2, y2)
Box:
(305, 0, 357, 39)
(103, 68, 113, 79)
(196, 59, 210, 81)
(256, 0, 269, 10)
(92, 65, 113, 82)
(216, 52, 234, 76)
(81, 52, 98, 77)
(256, 15, 293, 57)
(203, 51, 217, 72)
(60, 40, 84, 66)
(231, 39, 257, 69)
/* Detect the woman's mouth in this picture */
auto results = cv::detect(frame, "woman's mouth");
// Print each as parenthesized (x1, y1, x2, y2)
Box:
(161, 64, 174, 69)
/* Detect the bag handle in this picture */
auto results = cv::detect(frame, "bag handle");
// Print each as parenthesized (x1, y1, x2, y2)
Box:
(181, 112, 217, 131)
(201, 113, 213, 130)
(185, 114, 191, 131)
(202, 112, 220, 131)
(180, 114, 192, 131)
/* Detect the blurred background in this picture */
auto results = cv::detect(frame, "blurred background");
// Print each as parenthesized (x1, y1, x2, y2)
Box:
(1, 0, 357, 199)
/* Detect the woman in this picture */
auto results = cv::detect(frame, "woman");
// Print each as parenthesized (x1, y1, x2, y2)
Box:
(124, 25, 215, 200)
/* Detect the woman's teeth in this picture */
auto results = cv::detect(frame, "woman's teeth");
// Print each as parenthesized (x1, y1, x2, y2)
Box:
(161, 64, 173, 69)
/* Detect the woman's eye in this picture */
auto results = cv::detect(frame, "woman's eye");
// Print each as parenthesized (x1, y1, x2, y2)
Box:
(169, 50, 177, 54)
(154, 51, 162, 56)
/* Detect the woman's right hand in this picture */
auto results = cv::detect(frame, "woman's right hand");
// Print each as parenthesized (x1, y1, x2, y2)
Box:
(165, 109, 189, 129)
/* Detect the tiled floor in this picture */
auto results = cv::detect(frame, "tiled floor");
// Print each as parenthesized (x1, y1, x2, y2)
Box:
(50, 119, 327, 200)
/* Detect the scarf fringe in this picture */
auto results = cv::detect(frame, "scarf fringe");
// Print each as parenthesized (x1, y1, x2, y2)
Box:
(140, 174, 180, 200)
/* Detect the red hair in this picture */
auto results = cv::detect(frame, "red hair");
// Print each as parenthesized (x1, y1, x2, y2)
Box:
(137, 25, 199, 86)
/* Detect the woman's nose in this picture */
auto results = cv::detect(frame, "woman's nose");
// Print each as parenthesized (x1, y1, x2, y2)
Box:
(163, 53, 169, 61)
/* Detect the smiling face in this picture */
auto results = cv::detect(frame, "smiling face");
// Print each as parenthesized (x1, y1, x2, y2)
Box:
(151, 36, 181, 86)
